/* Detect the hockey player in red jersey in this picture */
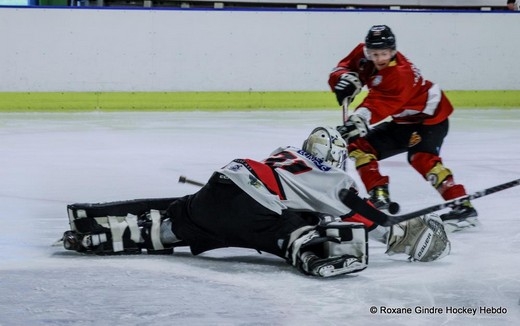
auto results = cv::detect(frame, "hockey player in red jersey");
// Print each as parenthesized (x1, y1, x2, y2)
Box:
(61, 127, 450, 277)
(329, 25, 478, 232)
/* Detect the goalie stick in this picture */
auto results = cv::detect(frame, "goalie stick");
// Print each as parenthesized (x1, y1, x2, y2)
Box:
(339, 178, 520, 227)
(178, 175, 205, 187)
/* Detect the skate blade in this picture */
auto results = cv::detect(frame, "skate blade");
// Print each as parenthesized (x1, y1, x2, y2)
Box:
(443, 217, 480, 233)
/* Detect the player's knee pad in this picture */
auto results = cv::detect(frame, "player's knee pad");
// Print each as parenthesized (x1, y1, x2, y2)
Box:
(386, 214, 450, 262)
(349, 149, 377, 169)
(63, 207, 177, 255)
(426, 162, 453, 189)
(285, 221, 368, 277)
(425, 162, 467, 199)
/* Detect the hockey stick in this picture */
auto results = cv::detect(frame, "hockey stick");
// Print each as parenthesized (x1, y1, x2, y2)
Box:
(339, 178, 520, 226)
(178, 175, 205, 187)
(342, 98, 350, 124)
(340, 99, 400, 214)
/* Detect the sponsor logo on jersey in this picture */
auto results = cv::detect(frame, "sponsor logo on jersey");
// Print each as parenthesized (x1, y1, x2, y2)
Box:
(371, 75, 383, 86)
(248, 175, 263, 188)
(408, 132, 422, 147)
(297, 149, 332, 172)
(227, 163, 242, 172)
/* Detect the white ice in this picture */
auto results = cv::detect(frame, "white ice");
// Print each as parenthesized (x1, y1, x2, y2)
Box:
(0, 109, 519, 326)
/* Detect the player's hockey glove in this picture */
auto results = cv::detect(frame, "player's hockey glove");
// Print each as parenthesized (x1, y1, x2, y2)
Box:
(337, 113, 369, 142)
(334, 72, 362, 106)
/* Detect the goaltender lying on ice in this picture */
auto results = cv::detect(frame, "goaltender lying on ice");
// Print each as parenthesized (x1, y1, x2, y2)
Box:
(60, 126, 450, 278)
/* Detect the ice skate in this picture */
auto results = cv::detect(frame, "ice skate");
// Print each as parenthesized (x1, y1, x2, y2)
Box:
(440, 200, 479, 233)
(368, 185, 400, 214)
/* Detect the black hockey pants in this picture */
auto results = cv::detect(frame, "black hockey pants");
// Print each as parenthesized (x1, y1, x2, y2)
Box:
(166, 173, 318, 257)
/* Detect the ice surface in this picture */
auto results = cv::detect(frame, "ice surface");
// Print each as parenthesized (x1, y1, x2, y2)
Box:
(1, 109, 519, 326)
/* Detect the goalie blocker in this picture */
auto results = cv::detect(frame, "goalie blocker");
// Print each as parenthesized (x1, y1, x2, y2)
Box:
(284, 221, 368, 277)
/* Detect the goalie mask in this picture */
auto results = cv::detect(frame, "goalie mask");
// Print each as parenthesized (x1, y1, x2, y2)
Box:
(302, 127, 347, 170)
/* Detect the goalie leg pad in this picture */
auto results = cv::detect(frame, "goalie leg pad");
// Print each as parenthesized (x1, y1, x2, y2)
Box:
(63, 209, 175, 255)
(386, 214, 450, 262)
(159, 218, 181, 245)
(286, 221, 368, 277)
(368, 225, 390, 244)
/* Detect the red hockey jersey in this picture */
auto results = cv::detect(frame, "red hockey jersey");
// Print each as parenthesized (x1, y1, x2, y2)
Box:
(329, 43, 453, 125)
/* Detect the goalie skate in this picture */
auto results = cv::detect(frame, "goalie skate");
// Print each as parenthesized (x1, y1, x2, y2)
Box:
(62, 230, 82, 251)
(301, 252, 366, 277)
(61, 229, 142, 254)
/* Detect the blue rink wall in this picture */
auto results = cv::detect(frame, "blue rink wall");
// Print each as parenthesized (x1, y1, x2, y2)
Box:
(0, 7, 519, 92)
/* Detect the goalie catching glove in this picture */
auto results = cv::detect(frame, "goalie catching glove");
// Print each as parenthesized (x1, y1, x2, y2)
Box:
(284, 221, 368, 277)
(386, 213, 450, 262)
(334, 72, 362, 106)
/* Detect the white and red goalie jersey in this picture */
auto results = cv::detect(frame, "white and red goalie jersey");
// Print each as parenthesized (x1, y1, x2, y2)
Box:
(219, 146, 357, 217)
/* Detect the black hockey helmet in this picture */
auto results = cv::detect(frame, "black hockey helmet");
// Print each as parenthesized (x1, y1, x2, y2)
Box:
(365, 25, 396, 50)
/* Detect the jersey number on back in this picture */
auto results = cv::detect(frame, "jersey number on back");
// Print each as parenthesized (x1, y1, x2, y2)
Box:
(264, 151, 312, 175)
